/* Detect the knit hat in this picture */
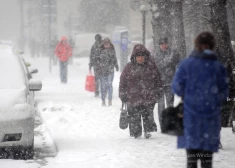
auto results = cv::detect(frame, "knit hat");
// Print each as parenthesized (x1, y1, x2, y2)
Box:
(158, 37, 168, 45)
(95, 34, 102, 41)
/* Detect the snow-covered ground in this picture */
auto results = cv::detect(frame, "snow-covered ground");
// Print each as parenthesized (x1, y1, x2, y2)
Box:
(1, 56, 235, 168)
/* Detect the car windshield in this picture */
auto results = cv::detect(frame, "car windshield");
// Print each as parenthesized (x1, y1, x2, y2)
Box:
(0, 45, 26, 89)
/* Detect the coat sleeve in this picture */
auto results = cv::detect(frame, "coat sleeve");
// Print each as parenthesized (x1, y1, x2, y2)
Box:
(150, 62, 163, 100)
(112, 49, 119, 70)
(119, 64, 129, 100)
(172, 50, 181, 68)
(89, 45, 95, 69)
(171, 60, 187, 97)
(151, 62, 163, 90)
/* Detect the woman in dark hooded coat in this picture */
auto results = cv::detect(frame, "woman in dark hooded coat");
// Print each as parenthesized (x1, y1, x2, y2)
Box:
(119, 44, 162, 138)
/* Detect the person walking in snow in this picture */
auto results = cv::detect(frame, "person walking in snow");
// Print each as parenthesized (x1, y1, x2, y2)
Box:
(171, 32, 229, 168)
(99, 38, 119, 106)
(152, 37, 181, 131)
(55, 36, 72, 83)
(89, 34, 103, 97)
(119, 44, 162, 139)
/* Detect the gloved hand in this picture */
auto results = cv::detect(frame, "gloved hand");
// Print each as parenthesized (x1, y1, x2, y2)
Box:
(116, 66, 119, 72)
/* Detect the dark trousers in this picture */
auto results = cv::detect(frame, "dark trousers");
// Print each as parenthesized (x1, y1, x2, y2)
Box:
(186, 149, 213, 168)
(128, 104, 157, 137)
(158, 86, 174, 130)
(59, 61, 68, 83)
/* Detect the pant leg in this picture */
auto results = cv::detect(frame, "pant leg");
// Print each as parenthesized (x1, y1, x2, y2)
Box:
(186, 149, 198, 168)
(165, 86, 174, 107)
(60, 61, 68, 83)
(158, 91, 165, 130)
(200, 150, 213, 168)
(107, 73, 114, 101)
(94, 70, 100, 96)
(59, 61, 64, 82)
(100, 76, 108, 102)
(63, 61, 68, 83)
(142, 104, 157, 132)
(128, 105, 142, 137)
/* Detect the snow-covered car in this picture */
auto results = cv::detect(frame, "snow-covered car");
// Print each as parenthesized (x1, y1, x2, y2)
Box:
(73, 33, 110, 57)
(0, 43, 42, 159)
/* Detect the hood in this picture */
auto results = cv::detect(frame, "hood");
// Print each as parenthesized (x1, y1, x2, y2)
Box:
(60, 36, 68, 43)
(0, 88, 26, 108)
(130, 44, 151, 62)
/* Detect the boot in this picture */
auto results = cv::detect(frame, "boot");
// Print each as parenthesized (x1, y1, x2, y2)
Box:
(134, 133, 142, 139)
(102, 101, 106, 106)
(144, 132, 151, 139)
(108, 100, 112, 106)
(134, 135, 141, 139)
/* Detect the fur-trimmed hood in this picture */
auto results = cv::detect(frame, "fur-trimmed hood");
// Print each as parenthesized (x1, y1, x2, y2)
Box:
(130, 44, 151, 62)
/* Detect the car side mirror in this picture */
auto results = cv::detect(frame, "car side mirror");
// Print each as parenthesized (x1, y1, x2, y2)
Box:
(30, 69, 38, 74)
(29, 80, 42, 91)
(25, 62, 31, 67)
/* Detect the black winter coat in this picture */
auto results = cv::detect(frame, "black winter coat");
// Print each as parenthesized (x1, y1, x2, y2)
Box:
(99, 48, 119, 76)
(89, 41, 102, 72)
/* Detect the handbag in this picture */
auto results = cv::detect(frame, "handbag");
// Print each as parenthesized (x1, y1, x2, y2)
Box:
(85, 71, 95, 92)
(161, 103, 184, 136)
(221, 99, 235, 127)
(119, 103, 129, 130)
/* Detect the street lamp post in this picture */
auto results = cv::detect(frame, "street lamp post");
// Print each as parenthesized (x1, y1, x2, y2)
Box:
(140, 5, 148, 46)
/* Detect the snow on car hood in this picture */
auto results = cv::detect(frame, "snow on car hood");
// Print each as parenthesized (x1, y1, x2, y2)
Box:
(0, 88, 33, 121)
(0, 103, 33, 122)
(0, 88, 26, 108)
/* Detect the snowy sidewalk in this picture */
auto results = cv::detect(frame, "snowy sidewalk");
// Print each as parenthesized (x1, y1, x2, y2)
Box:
(0, 57, 234, 168)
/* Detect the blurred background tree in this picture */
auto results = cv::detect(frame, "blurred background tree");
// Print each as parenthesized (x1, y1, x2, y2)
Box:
(79, 0, 122, 32)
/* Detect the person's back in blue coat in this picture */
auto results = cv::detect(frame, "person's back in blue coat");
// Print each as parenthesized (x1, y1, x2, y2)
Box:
(171, 32, 229, 168)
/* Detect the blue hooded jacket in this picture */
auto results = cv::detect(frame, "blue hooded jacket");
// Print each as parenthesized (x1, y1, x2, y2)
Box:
(172, 50, 229, 152)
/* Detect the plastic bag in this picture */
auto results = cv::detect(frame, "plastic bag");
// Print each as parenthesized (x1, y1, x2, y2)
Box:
(85, 71, 95, 92)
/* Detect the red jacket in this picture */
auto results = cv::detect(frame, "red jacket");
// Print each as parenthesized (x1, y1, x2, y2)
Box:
(55, 37, 72, 62)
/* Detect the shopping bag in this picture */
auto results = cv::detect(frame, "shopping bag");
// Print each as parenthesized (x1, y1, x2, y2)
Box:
(85, 72, 95, 92)
(221, 99, 235, 127)
(119, 103, 129, 129)
(161, 103, 184, 136)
